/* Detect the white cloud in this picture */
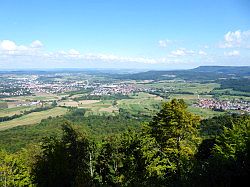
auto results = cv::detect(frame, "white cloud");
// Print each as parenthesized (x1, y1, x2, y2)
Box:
(18, 45, 29, 51)
(0, 40, 44, 56)
(82, 53, 159, 64)
(170, 48, 195, 57)
(30, 40, 43, 48)
(0, 40, 17, 51)
(225, 30, 241, 43)
(67, 49, 81, 58)
(224, 50, 240, 56)
(68, 49, 80, 55)
(219, 30, 250, 48)
(158, 39, 171, 48)
(198, 50, 207, 56)
(2, 38, 247, 69)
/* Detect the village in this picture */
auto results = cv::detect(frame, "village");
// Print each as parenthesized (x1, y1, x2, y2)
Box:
(194, 98, 250, 113)
(90, 84, 141, 96)
(0, 74, 151, 97)
(0, 74, 87, 97)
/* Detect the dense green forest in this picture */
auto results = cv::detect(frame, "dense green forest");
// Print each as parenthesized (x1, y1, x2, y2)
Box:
(218, 78, 250, 92)
(0, 99, 249, 186)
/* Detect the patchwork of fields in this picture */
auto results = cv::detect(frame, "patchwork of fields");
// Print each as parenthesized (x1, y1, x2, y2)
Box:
(0, 79, 249, 131)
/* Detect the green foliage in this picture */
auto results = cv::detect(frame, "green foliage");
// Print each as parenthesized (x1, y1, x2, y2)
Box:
(145, 99, 201, 184)
(32, 122, 93, 187)
(51, 100, 57, 107)
(95, 136, 122, 186)
(200, 113, 248, 137)
(0, 149, 34, 186)
(73, 94, 131, 101)
(191, 114, 250, 187)
(0, 98, 250, 186)
(118, 130, 148, 186)
(219, 78, 250, 92)
(0, 108, 141, 152)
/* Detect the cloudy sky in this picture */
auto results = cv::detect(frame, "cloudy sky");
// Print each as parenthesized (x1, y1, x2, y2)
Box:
(0, 0, 250, 70)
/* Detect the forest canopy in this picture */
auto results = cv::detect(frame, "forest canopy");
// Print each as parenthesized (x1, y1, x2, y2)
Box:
(0, 99, 249, 186)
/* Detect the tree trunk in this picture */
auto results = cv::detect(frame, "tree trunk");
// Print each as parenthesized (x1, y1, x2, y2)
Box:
(176, 136, 181, 182)
(89, 152, 93, 177)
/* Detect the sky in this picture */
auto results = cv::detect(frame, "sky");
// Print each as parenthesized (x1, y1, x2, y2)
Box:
(0, 0, 250, 70)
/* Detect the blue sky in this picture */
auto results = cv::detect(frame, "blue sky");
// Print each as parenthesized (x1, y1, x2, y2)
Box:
(0, 0, 250, 70)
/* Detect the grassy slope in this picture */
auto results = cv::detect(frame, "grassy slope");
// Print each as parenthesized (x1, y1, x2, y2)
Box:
(0, 107, 68, 131)
(0, 106, 37, 117)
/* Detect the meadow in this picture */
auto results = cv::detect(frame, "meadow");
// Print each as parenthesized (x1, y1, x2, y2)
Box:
(0, 107, 67, 131)
(0, 105, 37, 117)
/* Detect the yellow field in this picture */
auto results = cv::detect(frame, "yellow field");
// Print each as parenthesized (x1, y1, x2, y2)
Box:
(99, 106, 119, 113)
(78, 100, 100, 105)
(0, 107, 68, 131)
(58, 101, 79, 107)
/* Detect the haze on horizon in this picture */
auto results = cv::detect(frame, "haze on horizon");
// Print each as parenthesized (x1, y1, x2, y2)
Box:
(0, 0, 250, 70)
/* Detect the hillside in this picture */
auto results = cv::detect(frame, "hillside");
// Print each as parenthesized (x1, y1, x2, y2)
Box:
(113, 66, 250, 81)
(192, 66, 250, 75)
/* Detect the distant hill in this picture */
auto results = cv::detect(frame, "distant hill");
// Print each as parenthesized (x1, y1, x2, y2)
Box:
(192, 66, 250, 75)
(113, 66, 250, 81)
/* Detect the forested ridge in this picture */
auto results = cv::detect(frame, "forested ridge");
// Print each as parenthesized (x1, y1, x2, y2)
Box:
(0, 99, 249, 186)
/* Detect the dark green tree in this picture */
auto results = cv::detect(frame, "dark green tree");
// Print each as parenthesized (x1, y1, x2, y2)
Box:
(119, 130, 148, 186)
(32, 122, 92, 187)
(191, 114, 250, 187)
(95, 136, 122, 186)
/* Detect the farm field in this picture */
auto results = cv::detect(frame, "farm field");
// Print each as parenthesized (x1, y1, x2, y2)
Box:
(117, 92, 164, 116)
(80, 100, 118, 116)
(138, 82, 220, 94)
(187, 106, 224, 118)
(0, 105, 37, 117)
(0, 107, 68, 131)
(2, 93, 59, 102)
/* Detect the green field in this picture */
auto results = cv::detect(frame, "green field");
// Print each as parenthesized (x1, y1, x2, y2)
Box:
(75, 92, 165, 117)
(117, 92, 164, 116)
(81, 100, 119, 116)
(0, 106, 37, 117)
(187, 106, 225, 118)
(3, 93, 59, 101)
(0, 107, 68, 131)
(139, 82, 220, 94)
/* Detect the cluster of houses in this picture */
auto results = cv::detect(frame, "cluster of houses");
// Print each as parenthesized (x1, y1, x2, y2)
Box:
(194, 98, 250, 113)
(0, 89, 30, 97)
(16, 101, 42, 107)
(91, 84, 140, 96)
(0, 75, 88, 96)
(22, 82, 86, 94)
